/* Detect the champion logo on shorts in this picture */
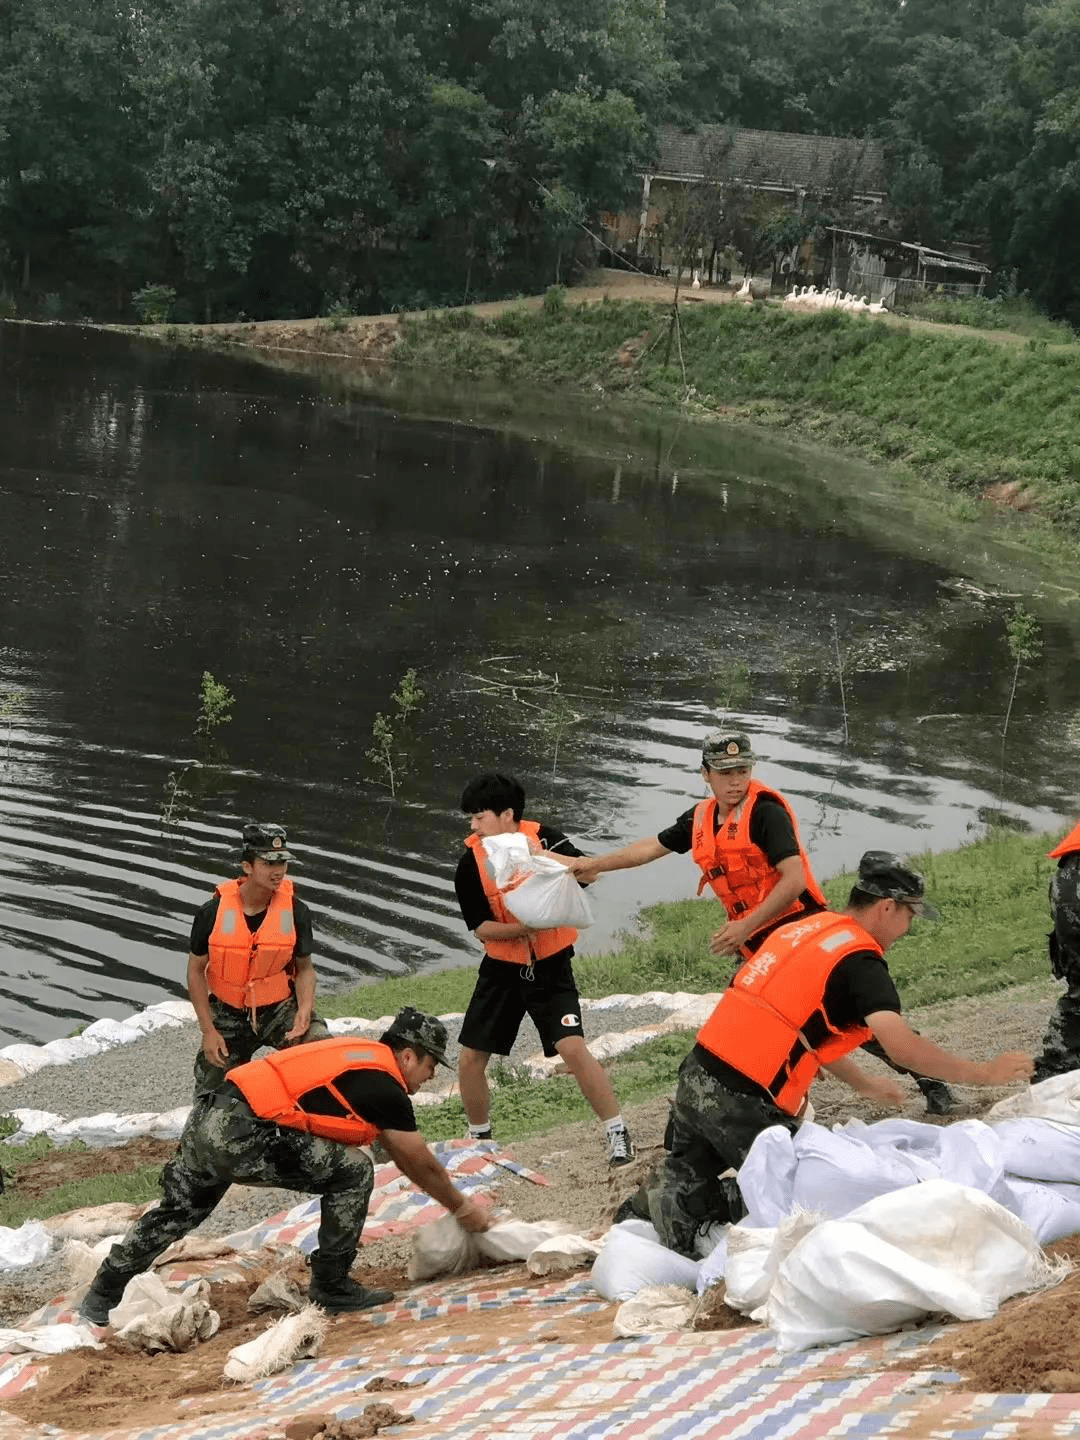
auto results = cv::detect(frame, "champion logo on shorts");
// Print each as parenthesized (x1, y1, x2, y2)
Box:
(560, 1012, 580, 1028)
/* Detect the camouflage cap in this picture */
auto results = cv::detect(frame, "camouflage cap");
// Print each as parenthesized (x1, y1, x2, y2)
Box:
(701, 732, 757, 771)
(242, 821, 293, 862)
(856, 851, 940, 920)
(380, 1006, 451, 1068)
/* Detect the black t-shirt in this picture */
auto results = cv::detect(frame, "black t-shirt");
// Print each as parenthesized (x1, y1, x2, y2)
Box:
(297, 1069, 418, 1133)
(189, 892, 315, 958)
(455, 824, 584, 933)
(657, 794, 799, 863)
(696, 946, 902, 1095)
(659, 794, 820, 918)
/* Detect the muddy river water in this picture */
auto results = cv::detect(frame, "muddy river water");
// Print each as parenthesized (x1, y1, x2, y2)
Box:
(1, 322, 1077, 1042)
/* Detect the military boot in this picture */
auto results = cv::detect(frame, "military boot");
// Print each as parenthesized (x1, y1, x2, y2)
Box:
(308, 1249, 394, 1313)
(918, 1077, 959, 1116)
(79, 1258, 140, 1326)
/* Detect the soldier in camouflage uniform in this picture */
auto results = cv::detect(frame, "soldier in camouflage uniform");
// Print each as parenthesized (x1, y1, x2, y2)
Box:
(637, 853, 1032, 1257)
(80, 1011, 491, 1324)
(1033, 829, 1080, 1081)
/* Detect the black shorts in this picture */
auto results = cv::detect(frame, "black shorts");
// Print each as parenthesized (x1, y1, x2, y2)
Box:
(458, 952, 585, 1058)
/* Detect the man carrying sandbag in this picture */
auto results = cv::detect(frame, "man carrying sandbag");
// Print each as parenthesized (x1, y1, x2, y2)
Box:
(79, 1010, 491, 1325)
(632, 852, 1033, 1256)
(455, 772, 634, 1166)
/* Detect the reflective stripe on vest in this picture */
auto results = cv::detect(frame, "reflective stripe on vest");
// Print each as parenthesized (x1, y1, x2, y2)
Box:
(206, 876, 296, 1014)
(228, 1037, 408, 1146)
(1049, 822, 1080, 860)
(690, 780, 825, 941)
(696, 910, 877, 1115)
(465, 820, 577, 964)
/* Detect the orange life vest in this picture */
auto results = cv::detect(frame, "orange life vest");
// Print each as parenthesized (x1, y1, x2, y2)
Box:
(206, 876, 297, 1015)
(465, 820, 578, 965)
(696, 909, 877, 1115)
(1049, 823, 1080, 861)
(228, 1037, 408, 1146)
(691, 780, 825, 946)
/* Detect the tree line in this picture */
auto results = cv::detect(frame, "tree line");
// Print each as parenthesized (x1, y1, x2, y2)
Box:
(1, 0, 1077, 325)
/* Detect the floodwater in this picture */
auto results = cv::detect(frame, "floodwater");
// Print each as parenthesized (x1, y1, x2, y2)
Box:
(1, 322, 1077, 1044)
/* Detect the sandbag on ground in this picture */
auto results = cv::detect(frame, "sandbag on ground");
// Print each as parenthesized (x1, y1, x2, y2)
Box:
(765, 1179, 1064, 1353)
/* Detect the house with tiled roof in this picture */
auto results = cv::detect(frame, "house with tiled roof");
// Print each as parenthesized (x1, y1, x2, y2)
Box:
(611, 124, 888, 267)
(605, 125, 985, 299)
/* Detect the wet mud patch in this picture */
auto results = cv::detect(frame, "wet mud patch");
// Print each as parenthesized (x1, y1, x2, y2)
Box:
(907, 1234, 1080, 1392)
(3, 1137, 175, 1200)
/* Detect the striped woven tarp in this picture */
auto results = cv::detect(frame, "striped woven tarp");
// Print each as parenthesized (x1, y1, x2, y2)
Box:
(2, 1138, 1079, 1440)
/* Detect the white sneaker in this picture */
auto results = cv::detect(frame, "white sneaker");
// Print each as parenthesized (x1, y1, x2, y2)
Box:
(607, 1126, 634, 1167)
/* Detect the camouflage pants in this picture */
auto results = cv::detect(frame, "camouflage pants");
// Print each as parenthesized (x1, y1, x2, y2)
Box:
(193, 992, 330, 1097)
(105, 1088, 374, 1276)
(647, 1049, 799, 1257)
(1034, 858, 1080, 1081)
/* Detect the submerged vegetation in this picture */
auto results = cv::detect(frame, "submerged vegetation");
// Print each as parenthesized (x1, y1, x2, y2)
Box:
(398, 299, 1080, 530)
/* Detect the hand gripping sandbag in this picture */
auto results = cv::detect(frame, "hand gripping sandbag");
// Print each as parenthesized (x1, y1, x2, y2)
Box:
(481, 834, 594, 930)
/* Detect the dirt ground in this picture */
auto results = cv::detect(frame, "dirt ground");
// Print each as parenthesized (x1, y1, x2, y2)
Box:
(1, 981, 1074, 1435)
(149, 267, 1045, 363)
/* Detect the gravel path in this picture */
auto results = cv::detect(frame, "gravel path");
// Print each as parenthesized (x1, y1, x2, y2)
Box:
(0, 999, 682, 1121)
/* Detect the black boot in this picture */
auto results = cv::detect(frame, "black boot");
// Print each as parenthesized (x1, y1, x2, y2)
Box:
(918, 1078, 958, 1116)
(308, 1249, 394, 1314)
(79, 1258, 140, 1326)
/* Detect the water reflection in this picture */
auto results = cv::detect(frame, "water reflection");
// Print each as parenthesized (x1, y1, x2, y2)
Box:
(0, 322, 1075, 1043)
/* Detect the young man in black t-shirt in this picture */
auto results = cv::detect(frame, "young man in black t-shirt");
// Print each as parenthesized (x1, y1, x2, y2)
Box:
(454, 773, 634, 1166)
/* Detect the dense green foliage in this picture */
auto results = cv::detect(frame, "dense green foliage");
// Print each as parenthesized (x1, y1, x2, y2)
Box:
(2, 1, 1080, 323)
(397, 298, 1080, 526)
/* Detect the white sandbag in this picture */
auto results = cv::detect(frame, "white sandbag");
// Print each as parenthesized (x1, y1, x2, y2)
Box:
(993, 1117, 1080, 1184)
(590, 1222, 700, 1302)
(695, 1230, 730, 1294)
(526, 1233, 602, 1276)
(111, 1273, 220, 1352)
(0, 1220, 54, 1271)
(248, 1272, 307, 1314)
(56, 1239, 109, 1290)
(988, 1070, 1080, 1123)
(224, 1304, 326, 1382)
(789, 1122, 941, 1218)
(43, 1203, 149, 1242)
(736, 1126, 797, 1228)
(613, 1283, 698, 1336)
(999, 1177, 1080, 1245)
(477, 1219, 569, 1264)
(0, 1323, 104, 1354)
(480, 835, 594, 930)
(408, 1214, 479, 1281)
(721, 1210, 820, 1317)
(766, 1179, 1060, 1353)
(0, 1046, 53, 1077)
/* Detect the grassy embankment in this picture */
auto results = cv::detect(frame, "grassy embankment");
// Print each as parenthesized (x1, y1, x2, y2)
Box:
(396, 295, 1080, 530)
(0, 828, 1062, 1223)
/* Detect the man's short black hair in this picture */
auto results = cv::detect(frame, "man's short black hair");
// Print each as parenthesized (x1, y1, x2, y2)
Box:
(847, 886, 880, 910)
(460, 773, 525, 822)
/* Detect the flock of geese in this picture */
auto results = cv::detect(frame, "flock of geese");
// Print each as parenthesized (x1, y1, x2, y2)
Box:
(685, 271, 890, 314)
(778, 283, 889, 314)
